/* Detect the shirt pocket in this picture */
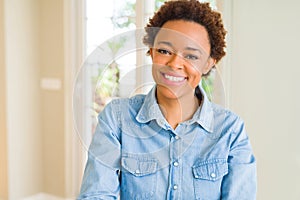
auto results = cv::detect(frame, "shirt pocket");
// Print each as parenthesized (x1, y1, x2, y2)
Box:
(192, 158, 228, 200)
(121, 155, 158, 199)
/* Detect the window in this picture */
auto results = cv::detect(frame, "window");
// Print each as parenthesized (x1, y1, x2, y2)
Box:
(74, 0, 223, 160)
(68, 1, 230, 196)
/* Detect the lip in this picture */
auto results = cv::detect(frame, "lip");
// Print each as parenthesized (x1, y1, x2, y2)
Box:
(160, 72, 187, 86)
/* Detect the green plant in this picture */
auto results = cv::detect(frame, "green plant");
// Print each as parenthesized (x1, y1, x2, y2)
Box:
(93, 0, 217, 115)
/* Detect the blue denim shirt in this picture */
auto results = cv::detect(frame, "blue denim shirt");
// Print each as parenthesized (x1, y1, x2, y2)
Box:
(78, 86, 257, 200)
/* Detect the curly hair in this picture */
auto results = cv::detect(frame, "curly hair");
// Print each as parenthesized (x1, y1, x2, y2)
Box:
(143, 0, 227, 63)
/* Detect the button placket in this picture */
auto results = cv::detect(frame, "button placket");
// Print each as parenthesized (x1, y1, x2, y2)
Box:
(168, 132, 181, 198)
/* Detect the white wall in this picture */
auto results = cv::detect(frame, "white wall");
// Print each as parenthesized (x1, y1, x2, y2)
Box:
(40, 0, 66, 196)
(2, 0, 78, 199)
(0, 0, 8, 199)
(4, 0, 43, 199)
(229, 0, 300, 199)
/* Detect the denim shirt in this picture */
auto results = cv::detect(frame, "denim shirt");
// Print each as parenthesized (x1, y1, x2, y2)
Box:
(77, 86, 257, 200)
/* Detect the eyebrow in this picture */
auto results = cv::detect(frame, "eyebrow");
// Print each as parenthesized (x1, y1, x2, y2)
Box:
(157, 41, 204, 55)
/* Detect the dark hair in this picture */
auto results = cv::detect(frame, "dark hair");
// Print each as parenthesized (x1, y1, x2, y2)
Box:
(143, 0, 227, 63)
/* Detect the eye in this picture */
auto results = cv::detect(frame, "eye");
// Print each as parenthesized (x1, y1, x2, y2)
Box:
(156, 48, 172, 55)
(185, 54, 199, 60)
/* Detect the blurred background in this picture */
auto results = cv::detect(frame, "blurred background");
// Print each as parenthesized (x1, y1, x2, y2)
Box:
(0, 0, 299, 199)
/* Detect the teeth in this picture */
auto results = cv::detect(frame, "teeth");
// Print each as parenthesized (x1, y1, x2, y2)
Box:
(164, 74, 185, 82)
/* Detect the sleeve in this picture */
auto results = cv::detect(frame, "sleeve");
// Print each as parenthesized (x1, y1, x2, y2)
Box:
(221, 118, 257, 200)
(77, 101, 122, 200)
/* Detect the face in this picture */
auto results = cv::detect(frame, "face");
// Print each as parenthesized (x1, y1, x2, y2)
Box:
(150, 20, 216, 100)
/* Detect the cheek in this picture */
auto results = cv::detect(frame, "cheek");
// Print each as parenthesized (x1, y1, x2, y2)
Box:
(188, 65, 203, 86)
(189, 64, 202, 77)
(151, 64, 161, 81)
(152, 55, 168, 65)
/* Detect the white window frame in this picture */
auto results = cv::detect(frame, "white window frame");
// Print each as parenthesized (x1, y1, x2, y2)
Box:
(216, 0, 233, 108)
(64, 0, 86, 197)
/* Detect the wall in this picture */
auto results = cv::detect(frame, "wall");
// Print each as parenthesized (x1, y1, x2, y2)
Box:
(0, 0, 8, 199)
(2, 0, 68, 199)
(229, 0, 300, 199)
(4, 0, 43, 199)
(40, 0, 66, 196)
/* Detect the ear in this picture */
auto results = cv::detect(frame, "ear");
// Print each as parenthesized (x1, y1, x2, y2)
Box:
(202, 57, 216, 74)
(149, 48, 154, 60)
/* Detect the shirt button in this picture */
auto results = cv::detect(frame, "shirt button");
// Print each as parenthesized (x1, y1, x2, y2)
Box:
(135, 169, 140, 174)
(174, 135, 180, 140)
(173, 184, 178, 190)
(210, 172, 216, 178)
(173, 161, 179, 167)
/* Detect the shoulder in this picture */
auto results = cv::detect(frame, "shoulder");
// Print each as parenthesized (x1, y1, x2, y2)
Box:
(103, 94, 147, 114)
(209, 102, 245, 135)
(211, 102, 239, 120)
(110, 94, 146, 108)
(96, 94, 147, 129)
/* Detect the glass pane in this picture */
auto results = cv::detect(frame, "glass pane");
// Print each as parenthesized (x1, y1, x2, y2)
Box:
(79, 0, 150, 147)
(78, 0, 223, 147)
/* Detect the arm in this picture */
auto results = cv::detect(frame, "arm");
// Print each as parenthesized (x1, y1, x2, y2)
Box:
(221, 118, 257, 200)
(77, 102, 121, 200)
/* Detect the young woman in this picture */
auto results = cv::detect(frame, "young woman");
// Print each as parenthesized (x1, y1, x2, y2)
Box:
(78, 1, 257, 199)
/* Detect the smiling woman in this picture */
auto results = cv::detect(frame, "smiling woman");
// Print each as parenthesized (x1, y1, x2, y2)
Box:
(77, 1, 256, 199)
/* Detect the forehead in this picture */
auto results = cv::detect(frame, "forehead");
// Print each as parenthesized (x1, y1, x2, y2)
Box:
(154, 20, 211, 54)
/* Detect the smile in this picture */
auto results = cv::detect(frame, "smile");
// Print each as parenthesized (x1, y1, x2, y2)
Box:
(162, 73, 186, 82)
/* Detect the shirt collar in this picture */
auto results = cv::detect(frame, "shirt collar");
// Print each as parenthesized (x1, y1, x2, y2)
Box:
(191, 86, 214, 133)
(135, 86, 166, 125)
(135, 85, 214, 133)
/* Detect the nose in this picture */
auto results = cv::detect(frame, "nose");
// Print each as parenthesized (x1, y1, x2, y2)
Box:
(167, 53, 184, 70)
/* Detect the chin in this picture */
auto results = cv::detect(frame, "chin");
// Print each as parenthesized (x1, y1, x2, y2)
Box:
(156, 84, 194, 100)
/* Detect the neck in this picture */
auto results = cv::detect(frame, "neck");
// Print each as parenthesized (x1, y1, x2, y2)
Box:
(156, 90, 200, 129)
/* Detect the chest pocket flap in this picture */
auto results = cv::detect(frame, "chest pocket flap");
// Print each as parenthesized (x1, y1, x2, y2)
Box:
(122, 156, 157, 177)
(192, 159, 228, 181)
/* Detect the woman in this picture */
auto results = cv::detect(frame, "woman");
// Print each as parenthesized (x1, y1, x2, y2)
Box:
(78, 0, 257, 199)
